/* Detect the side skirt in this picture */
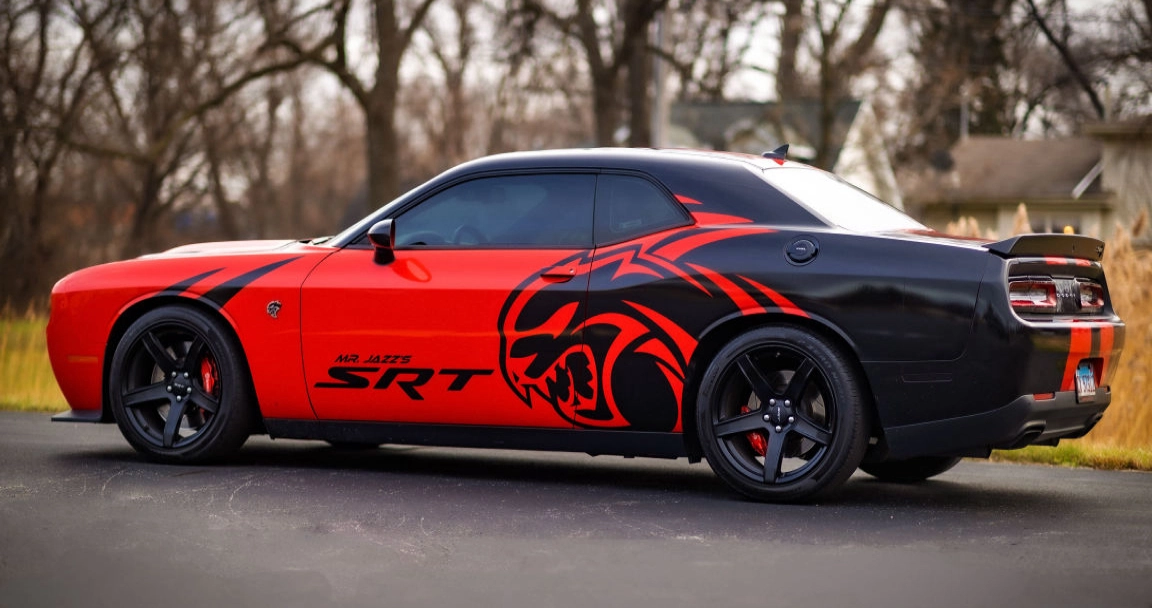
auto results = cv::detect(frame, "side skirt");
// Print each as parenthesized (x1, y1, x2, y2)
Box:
(263, 419, 688, 460)
(51, 409, 107, 423)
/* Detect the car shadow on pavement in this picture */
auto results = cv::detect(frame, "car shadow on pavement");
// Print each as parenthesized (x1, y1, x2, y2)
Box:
(54, 437, 1080, 515)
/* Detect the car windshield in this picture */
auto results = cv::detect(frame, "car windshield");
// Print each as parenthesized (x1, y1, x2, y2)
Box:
(759, 168, 924, 233)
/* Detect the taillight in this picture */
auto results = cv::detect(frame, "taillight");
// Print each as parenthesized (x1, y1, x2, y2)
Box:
(1077, 280, 1104, 313)
(1009, 279, 1057, 313)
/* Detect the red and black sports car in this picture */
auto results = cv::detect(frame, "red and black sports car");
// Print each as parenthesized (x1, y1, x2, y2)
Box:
(48, 148, 1124, 502)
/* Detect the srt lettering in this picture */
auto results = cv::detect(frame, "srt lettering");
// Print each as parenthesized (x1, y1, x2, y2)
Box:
(315, 366, 494, 400)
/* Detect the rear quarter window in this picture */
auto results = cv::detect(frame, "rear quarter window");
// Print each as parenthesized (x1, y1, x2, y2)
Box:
(653, 162, 823, 227)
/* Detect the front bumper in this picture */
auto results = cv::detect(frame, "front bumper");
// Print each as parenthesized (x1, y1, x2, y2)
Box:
(882, 388, 1110, 460)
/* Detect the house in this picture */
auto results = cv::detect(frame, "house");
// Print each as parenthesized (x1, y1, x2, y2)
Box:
(903, 116, 1152, 241)
(903, 136, 1113, 238)
(668, 98, 904, 210)
(1084, 117, 1152, 245)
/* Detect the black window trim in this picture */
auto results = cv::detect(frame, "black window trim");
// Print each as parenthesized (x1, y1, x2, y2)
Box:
(592, 169, 694, 248)
(389, 170, 601, 251)
(344, 167, 693, 251)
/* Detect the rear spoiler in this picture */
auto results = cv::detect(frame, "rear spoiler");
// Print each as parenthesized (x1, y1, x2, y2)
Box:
(984, 234, 1105, 262)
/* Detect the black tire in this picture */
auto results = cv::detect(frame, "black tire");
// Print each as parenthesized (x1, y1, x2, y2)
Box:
(860, 456, 962, 483)
(108, 306, 257, 463)
(696, 326, 869, 502)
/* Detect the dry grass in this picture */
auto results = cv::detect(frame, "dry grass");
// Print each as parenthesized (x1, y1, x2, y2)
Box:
(1086, 220, 1152, 449)
(990, 444, 1152, 472)
(0, 310, 66, 412)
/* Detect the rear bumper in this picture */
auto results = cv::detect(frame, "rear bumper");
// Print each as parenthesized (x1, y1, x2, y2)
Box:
(883, 388, 1110, 459)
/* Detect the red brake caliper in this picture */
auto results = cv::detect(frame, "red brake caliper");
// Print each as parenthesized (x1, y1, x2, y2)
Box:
(740, 406, 768, 456)
(199, 356, 218, 399)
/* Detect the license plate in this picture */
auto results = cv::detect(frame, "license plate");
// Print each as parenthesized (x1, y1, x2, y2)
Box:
(1075, 362, 1096, 403)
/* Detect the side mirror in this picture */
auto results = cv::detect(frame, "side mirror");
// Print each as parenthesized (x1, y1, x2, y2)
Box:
(367, 219, 396, 265)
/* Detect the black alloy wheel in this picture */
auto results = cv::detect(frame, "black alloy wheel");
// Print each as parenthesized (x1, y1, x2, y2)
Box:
(109, 306, 256, 463)
(697, 326, 868, 502)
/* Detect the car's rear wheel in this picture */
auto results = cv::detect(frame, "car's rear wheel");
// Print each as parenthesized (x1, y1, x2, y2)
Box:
(860, 456, 962, 483)
(696, 326, 868, 502)
(108, 306, 256, 463)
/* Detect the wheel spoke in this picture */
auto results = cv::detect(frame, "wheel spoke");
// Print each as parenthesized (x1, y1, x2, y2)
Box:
(791, 412, 832, 446)
(183, 336, 206, 368)
(736, 353, 779, 403)
(162, 398, 189, 448)
(762, 429, 786, 484)
(188, 387, 219, 415)
(783, 358, 816, 403)
(141, 331, 177, 375)
(714, 410, 767, 438)
(122, 382, 171, 409)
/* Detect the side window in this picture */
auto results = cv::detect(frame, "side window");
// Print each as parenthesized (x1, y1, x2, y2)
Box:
(594, 174, 689, 244)
(394, 174, 595, 248)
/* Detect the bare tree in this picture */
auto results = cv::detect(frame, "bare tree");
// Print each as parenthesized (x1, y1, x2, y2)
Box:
(507, 0, 668, 146)
(768, 0, 893, 168)
(417, 0, 477, 170)
(57, 0, 307, 255)
(890, 0, 1017, 165)
(1025, 0, 1105, 118)
(262, 0, 437, 216)
(656, 1, 775, 101)
(1023, 0, 1152, 122)
(0, 0, 110, 304)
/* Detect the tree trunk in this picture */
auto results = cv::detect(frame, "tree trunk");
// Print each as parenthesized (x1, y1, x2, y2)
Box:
(0, 128, 25, 304)
(592, 70, 619, 147)
(444, 68, 468, 164)
(126, 166, 162, 257)
(203, 125, 241, 241)
(815, 41, 836, 170)
(627, 23, 651, 147)
(364, 84, 400, 216)
(777, 0, 805, 100)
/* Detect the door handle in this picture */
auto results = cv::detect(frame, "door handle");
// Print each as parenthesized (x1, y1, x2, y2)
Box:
(540, 267, 576, 282)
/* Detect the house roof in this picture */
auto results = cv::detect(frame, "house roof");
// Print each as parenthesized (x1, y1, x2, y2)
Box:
(907, 136, 1104, 204)
(1083, 115, 1152, 140)
(669, 99, 862, 168)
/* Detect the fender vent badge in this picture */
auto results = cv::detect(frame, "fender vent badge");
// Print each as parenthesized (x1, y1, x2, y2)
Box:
(266, 300, 282, 319)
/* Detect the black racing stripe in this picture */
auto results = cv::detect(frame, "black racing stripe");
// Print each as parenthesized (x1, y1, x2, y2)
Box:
(1090, 326, 1101, 358)
(162, 268, 225, 295)
(201, 257, 302, 308)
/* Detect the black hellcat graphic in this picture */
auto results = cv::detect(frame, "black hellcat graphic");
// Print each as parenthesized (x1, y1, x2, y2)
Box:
(498, 226, 807, 431)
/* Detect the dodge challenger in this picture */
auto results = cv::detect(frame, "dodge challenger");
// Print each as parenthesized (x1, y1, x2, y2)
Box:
(47, 147, 1125, 502)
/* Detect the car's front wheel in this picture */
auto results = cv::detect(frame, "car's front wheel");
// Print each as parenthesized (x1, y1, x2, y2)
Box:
(696, 326, 869, 502)
(108, 306, 257, 463)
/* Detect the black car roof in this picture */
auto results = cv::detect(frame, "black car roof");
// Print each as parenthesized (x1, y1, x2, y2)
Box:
(330, 148, 811, 247)
(441, 147, 796, 177)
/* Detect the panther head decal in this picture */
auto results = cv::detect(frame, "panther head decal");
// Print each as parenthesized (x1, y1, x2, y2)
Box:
(498, 225, 807, 432)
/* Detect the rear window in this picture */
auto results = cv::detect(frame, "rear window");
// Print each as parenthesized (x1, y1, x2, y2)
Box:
(760, 168, 923, 233)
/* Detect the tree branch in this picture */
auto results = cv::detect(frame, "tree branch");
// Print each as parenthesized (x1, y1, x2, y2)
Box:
(1025, 0, 1105, 118)
(838, 0, 892, 76)
(401, 0, 439, 53)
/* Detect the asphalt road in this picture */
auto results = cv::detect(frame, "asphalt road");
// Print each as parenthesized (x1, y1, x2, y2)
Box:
(1, 411, 1151, 608)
